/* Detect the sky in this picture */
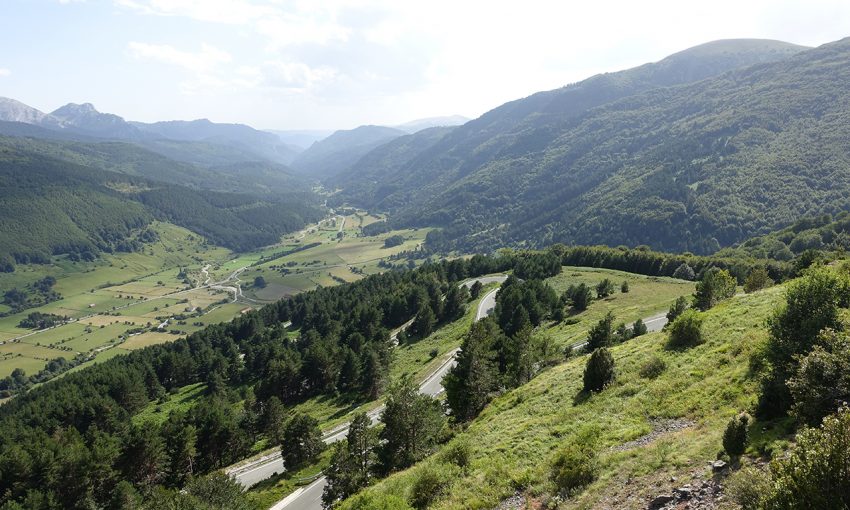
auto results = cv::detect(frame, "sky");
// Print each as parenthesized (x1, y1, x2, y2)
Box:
(2, 0, 850, 130)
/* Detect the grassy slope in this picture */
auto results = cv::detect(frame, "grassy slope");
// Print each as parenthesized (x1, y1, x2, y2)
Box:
(342, 283, 783, 509)
(249, 268, 696, 509)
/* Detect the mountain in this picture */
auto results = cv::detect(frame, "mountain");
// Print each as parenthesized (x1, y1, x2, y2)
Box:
(334, 126, 457, 201)
(394, 115, 469, 133)
(267, 129, 334, 150)
(289, 125, 407, 180)
(51, 102, 147, 140)
(0, 98, 303, 166)
(0, 97, 63, 127)
(133, 119, 301, 164)
(0, 137, 323, 264)
(333, 38, 820, 254)
(0, 135, 308, 197)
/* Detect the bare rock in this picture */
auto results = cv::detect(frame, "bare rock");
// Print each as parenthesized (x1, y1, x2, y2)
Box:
(649, 494, 675, 509)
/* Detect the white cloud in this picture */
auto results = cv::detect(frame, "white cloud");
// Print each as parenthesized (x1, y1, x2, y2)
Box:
(0, 68, 9, 77)
(114, 0, 272, 25)
(127, 42, 231, 73)
(257, 61, 338, 92)
(116, 0, 351, 48)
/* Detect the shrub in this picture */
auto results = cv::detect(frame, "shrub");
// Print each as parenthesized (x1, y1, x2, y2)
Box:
(586, 312, 615, 350)
(410, 464, 454, 509)
(666, 310, 704, 350)
(439, 438, 471, 469)
(620, 280, 630, 293)
(727, 467, 770, 510)
(639, 356, 666, 379)
(759, 407, 850, 509)
(583, 348, 615, 393)
(744, 267, 774, 293)
(787, 329, 850, 426)
(672, 263, 695, 281)
(722, 413, 750, 457)
(758, 266, 850, 418)
(595, 278, 616, 298)
(551, 441, 597, 496)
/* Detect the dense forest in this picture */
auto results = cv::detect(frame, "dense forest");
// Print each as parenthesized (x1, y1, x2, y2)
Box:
(333, 39, 850, 255)
(0, 142, 323, 267)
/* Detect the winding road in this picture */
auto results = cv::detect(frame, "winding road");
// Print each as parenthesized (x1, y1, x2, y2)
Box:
(237, 274, 671, 510)
(229, 275, 503, 507)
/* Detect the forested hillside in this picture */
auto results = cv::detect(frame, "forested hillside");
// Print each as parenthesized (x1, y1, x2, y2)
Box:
(0, 135, 311, 198)
(291, 125, 406, 180)
(332, 39, 850, 254)
(0, 144, 323, 267)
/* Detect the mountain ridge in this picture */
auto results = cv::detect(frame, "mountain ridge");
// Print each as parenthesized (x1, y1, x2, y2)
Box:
(331, 38, 825, 253)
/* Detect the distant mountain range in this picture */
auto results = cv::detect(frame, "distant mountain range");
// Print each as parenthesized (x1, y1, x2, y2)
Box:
(0, 99, 301, 165)
(287, 125, 408, 180)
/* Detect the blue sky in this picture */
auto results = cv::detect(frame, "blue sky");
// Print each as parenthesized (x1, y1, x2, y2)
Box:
(2, 0, 850, 130)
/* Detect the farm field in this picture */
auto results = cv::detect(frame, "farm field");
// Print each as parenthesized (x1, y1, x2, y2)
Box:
(0, 211, 426, 383)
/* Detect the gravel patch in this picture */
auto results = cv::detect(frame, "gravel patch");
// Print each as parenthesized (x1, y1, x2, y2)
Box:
(611, 418, 695, 452)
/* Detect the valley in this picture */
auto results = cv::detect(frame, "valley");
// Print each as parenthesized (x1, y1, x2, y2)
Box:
(0, 211, 427, 387)
(1, 10, 850, 510)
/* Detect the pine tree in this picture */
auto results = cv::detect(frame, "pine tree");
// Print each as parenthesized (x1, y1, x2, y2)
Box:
(378, 376, 445, 472)
(586, 312, 615, 350)
(583, 348, 615, 393)
(281, 413, 325, 470)
(444, 319, 501, 421)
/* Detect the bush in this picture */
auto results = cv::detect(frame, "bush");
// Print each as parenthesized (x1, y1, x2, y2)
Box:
(787, 329, 850, 426)
(744, 267, 774, 293)
(672, 263, 695, 281)
(615, 322, 633, 342)
(439, 438, 471, 469)
(759, 407, 850, 509)
(595, 278, 616, 298)
(620, 280, 630, 293)
(586, 312, 615, 350)
(583, 348, 615, 393)
(722, 413, 750, 457)
(410, 464, 455, 509)
(727, 466, 770, 510)
(551, 441, 597, 496)
(639, 356, 666, 379)
(666, 310, 704, 350)
(758, 266, 850, 418)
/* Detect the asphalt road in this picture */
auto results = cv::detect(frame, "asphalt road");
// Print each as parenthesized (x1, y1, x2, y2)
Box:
(243, 276, 670, 509)
(260, 277, 501, 510)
